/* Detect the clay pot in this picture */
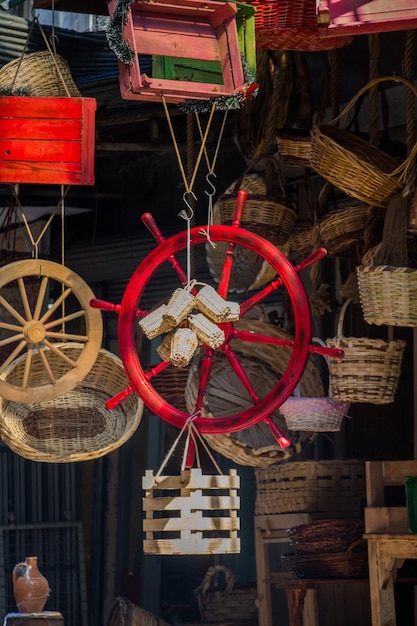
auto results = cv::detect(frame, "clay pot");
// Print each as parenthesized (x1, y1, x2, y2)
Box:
(12, 556, 50, 613)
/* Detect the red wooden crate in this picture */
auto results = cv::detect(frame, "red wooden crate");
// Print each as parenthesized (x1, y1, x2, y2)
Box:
(108, 0, 246, 102)
(0, 96, 96, 185)
(318, 0, 417, 37)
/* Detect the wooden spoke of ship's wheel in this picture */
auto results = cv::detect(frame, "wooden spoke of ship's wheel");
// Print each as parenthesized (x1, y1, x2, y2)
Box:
(0, 258, 103, 403)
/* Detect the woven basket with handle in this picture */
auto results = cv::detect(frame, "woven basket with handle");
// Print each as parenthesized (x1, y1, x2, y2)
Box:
(195, 565, 258, 623)
(0, 344, 143, 462)
(0, 51, 80, 97)
(310, 76, 417, 208)
(325, 299, 406, 404)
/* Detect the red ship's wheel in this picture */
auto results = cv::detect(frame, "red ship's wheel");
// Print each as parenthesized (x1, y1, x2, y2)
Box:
(91, 192, 342, 440)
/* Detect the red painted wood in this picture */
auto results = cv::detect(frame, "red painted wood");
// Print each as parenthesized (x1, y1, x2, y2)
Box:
(109, 0, 247, 101)
(318, 0, 417, 37)
(0, 96, 96, 185)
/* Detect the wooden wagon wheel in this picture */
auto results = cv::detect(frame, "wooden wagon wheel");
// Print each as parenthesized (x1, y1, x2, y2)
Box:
(0, 258, 103, 403)
(92, 191, 343, 442)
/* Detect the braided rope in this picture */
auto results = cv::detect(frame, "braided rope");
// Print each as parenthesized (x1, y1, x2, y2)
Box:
(368, 34, 380, 145)
(404, 29, 416, 195)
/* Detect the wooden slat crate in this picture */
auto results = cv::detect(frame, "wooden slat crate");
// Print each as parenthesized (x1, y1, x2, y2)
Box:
(0, 96, 96, 185)
(108, 0, 246, 102)
(142, 468, 240, 554)
(254, 460, 366, 516)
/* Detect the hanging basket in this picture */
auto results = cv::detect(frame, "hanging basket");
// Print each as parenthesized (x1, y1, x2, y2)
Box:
(206, 174, 283, 293)
(0, 51, 80, 97)
(275, 129, 312, 167)
(249, 0, 353, 50)
(185, 317, 323, 467)
(310, 76, 417, 208)
(286, 221, 316, 263)
(356, 265, 417, 327)
(325, 299, 406, 404)
(195, 565, 258, 624)
(142, 468, 240, 555)
(0, 344, 143, 462)
(280, 396, 350, 432)
(318, 203, 370, 258)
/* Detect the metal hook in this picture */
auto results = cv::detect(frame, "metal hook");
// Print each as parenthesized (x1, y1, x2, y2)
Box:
(179, 191, 197, 221)
(204, 172, 217, 198)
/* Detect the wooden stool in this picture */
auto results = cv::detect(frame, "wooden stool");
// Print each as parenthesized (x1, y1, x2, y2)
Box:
(4, 612, 64, 626)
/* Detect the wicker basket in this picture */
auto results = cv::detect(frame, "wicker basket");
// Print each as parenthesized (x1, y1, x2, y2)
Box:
(282, 545, 368, 579)
(107, 596, 171, 626)
(206, 174, 284, 293)
(279, 395, 350, 432)
(318, 203, 370, 258)
(276, 129, 312, 167)
(195, 566, 258, 623)
(185, 317, 323, 467)
(0, 51, 81, 97)
(356, 265, 417, 327)
(325, 299, 406, 404)
(254, 459, 366, 516)
(0, 344, 143, 462)
(250, 0, 352, 50)
(286, 519, 365, 555)
(310, 76, 417, 208)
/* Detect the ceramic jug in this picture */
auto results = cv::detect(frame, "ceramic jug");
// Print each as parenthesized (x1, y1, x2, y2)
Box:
(12, 556, 50, 613)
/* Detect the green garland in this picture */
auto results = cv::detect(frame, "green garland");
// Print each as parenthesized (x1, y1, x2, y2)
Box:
(178, 55, 259, 113)
(106, 0, 136, 64)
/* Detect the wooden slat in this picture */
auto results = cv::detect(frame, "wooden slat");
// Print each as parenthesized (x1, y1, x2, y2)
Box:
(0, 96, 94, 119)
(143, 516, 240, 531)
(143, 469, 240, 490)
(382, 460, 417, 485)
(364, 506, 408, 534)
(143, 494, 240, 511)
(143, 536, 240, 555)
(0, 119, 83, 141)
(0, 140, 81, 163)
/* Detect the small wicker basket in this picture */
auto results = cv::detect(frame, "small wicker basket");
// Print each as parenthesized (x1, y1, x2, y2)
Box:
(195, 566, 258, 623)
(0, 344, 143, 462)
(309, 76, 417, 208)
(276, 129, 312, 167)
(279, 395, 350, 432)
(0, 51, 81, 97)
(325, 299, 406, 404)
(286, 519, 365, 555)
(282, 545, 368, 579)
(318, 203, 370, 258)
(356, 265, 417, 327)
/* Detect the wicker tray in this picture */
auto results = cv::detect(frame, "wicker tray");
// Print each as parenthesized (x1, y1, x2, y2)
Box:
(310, 76, 417, 208)
(286, 519, 365, 555)
(185, 317, 323, 467)
(326, 299, 406, 404)
(282, 546, 368, 579)
(254, 459, 365, 516)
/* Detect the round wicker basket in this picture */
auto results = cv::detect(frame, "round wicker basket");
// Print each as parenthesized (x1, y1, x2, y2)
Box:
(0, 51, 81, 97)
(185, 318, 324, 467)
(318, 203, 370, 258)
(0, 344, 143, 462)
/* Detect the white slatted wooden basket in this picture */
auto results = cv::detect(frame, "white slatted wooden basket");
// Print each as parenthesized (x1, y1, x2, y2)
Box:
(142, 468, 240, 555)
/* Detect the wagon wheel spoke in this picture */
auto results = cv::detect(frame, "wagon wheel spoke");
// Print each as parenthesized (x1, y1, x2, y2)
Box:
(193, 348, 215, 413)
(0, 259, 103, 402)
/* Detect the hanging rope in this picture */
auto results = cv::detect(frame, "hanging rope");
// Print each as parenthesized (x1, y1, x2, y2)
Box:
(328, 49, 339, 120)
(404, 29, 416, 197)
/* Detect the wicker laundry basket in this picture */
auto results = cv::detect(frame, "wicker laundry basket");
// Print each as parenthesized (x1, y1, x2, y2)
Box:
(0, 344, 143, 462)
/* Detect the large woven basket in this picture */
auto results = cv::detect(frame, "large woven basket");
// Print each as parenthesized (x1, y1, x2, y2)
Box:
(206, 174, 284, 293)
(310, 76, 417, 208)
(250, 0, 352, 50)
(254, 459, 366, 516)
(185, 317, 323, 467)
(0, 344, 143, 462)
(195, 566, 258, 624)
(325, 299, 406, 404)
(0, 51, 81, 97)
(356, 265, 417, 327)
(286, 519, 365, 555)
